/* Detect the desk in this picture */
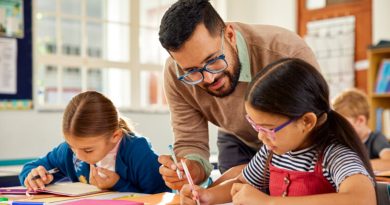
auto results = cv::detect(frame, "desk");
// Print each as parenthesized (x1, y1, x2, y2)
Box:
(0, 166, 22, 187)
(0, 192, 180, 205)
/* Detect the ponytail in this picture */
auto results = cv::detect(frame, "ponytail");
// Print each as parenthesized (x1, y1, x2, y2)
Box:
(326, 110, 375, 180)
(119, 117, 134, 135)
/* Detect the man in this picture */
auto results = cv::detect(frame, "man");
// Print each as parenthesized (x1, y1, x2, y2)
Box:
(333, 88, 390, 171)
(158, 0, 319, 190)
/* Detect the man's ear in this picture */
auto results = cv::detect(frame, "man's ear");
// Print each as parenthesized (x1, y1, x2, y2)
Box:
(224, 23, 236, 47)
(300, 112, 317, 133)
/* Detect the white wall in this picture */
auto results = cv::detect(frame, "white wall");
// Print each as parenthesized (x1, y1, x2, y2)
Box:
(373, 0, 390, 44)
(0, 110, 218, 160)
(0, 0, 295, 161)
(5, 0, 388, 161)
(224, 0, 296, 32)
(0, 111, 168, 159)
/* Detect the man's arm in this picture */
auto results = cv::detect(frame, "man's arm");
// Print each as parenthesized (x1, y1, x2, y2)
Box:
(160, 58, 212, 189)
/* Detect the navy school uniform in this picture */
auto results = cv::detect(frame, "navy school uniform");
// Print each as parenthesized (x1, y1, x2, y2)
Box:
(19, 133, 170, 193)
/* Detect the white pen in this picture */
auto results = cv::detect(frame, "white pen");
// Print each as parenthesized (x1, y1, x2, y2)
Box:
(181, 159, 200, 205)
(168, 145, 182, 179)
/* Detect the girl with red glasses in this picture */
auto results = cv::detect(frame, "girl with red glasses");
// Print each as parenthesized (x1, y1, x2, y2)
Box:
(180, 58, 376, 205)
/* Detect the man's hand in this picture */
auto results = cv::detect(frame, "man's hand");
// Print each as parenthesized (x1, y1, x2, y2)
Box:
(158, 155, 206, 190)
(89, 165, 120, 189)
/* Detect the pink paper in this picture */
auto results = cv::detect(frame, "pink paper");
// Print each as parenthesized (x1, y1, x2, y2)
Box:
(60, 199, 144, 205)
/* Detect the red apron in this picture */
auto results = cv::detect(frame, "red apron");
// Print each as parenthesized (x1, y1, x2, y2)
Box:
(269, 155, 336, 197)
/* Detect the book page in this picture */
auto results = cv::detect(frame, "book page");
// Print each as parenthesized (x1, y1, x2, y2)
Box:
(43, 182, 103, 196)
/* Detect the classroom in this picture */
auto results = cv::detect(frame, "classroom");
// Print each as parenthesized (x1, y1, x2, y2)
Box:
(0, 0, 390, 204)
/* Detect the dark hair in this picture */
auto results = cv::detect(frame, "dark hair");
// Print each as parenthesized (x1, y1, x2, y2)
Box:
(63, 91, 133, 138)
(245, 58, 375, 184)
(159, 0, 225, 51)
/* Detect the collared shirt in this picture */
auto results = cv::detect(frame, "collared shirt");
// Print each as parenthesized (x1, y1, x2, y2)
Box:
(96, 137, 122, 177)
(236, 30, 252, 83)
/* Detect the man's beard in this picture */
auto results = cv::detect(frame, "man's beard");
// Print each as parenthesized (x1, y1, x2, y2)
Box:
(204, 49, 241, 98)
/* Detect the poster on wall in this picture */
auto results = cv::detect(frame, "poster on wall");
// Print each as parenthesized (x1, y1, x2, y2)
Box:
(0, 37, 17, 94)
(0, 0, 23, 38)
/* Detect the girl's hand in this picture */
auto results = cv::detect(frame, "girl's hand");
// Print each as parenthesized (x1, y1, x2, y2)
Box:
(24, 166, 54, 191)
(89, 165, 120, 189)
(231, 183, 268, 205)
(180, 184, 212, 205)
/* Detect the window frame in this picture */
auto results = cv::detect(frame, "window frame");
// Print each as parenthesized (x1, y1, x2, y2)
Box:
(32, 0, 168, 112)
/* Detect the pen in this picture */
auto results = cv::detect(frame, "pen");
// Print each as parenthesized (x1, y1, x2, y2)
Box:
(181, 159, 200, 205)
(168, 145, 182, 179)
(2, 202, 45, 205)
(31, 168, 59, 180)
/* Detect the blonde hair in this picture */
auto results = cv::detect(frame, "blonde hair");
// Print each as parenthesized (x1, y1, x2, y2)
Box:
(332, 88, 370, 120)
(63, 91, 134, 138)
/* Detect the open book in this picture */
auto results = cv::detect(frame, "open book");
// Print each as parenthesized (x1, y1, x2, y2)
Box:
(0, 182, 104, 197)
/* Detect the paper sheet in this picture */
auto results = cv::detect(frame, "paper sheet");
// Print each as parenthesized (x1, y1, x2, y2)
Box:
(0, 37, 17, 94)
(0, 182, 103, 197)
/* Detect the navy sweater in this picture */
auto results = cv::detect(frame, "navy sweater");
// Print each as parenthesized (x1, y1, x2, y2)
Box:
(19, 133, 170, 193)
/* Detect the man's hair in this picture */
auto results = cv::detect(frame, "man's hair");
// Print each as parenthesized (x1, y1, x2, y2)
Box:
(159, 0, 225, 52)
(332, 88, 370, 120)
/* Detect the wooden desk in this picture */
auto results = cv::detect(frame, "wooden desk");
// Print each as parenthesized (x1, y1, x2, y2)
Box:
(0, 192, 180, 205)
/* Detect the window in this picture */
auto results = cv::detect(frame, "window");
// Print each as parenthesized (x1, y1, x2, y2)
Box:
(34, 0, 174, 110)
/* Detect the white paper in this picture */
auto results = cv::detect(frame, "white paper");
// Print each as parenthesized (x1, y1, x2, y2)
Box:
(306, 0, 326, 10)
(0, 37, 17, 94)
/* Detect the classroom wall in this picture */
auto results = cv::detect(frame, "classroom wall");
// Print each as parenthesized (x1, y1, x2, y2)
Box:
(0, 110, 218, 159)
(2, 0, 387, 161)
(224, 0, 296, 32)
(0, 0, 296, 161)
(373, 0, 390, 44)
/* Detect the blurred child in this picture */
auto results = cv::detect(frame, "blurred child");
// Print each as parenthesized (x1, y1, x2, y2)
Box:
(19, 91, 170, 193)
(180, 58, 376, 205)
(333, 88, 390, 171)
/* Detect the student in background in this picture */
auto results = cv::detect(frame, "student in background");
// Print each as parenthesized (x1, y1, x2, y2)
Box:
(19, 91, 170, 193)
(180, 58, 376, 205)
(333, 88, 390, 171)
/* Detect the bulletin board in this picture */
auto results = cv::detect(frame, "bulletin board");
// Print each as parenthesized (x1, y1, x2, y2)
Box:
(297, 0, 372, 92)
(0, 0, 32, 110)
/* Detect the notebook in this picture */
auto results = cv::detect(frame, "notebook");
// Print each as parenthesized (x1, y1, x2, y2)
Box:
(60, 199, 144, 205)
(0, 182, 104, 197)
(115, 192, 180, 205)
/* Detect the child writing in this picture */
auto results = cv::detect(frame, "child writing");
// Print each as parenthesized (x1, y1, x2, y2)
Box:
(180, 58, 376, 205)
(19, 91, 170, 194)
(333, 89, 390, 171)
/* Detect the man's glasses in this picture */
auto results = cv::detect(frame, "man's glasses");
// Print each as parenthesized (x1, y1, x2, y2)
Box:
(245, 114, 299, 141)
(176, 31, 228, 85)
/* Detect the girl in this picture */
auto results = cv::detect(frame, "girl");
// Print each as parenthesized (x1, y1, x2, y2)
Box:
(19, 91, 170, 194)
(180, 58, 376, 204)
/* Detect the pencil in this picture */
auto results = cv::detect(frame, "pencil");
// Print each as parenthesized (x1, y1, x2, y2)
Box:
(168, 145, 182, 179)
(31, 168, 60, 180)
